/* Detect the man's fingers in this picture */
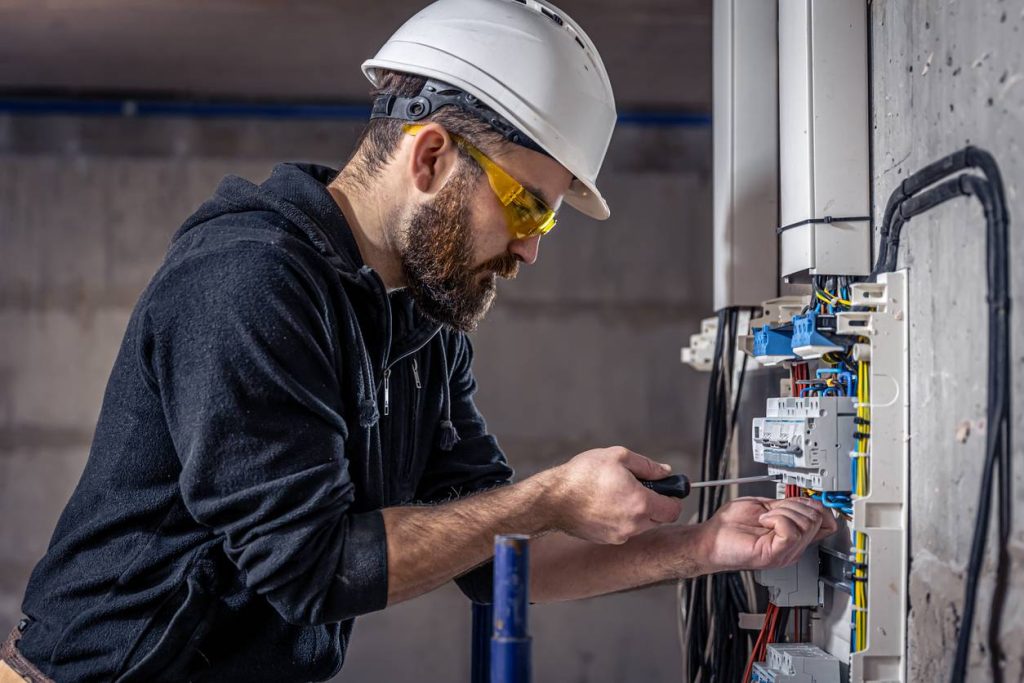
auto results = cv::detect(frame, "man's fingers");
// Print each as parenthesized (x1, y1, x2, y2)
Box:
(645, 490, 684, 524)
(759, 509, 811, 541)
(814, 511, 839, 539)
(766, 497, 836, 538)
(617, 449, 672, 480)
(757, 512, 811, 564)
(761, 506, 820, 537)
(768, 498, 822, 525)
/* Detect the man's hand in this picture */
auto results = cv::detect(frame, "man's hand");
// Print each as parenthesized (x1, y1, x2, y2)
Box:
(545, 446, 684, 545)
(694, 496, 838, 572)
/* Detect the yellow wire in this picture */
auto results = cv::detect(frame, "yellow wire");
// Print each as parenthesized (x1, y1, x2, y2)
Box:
(816, 290, 853, 307)
(852, 361, 870, 652)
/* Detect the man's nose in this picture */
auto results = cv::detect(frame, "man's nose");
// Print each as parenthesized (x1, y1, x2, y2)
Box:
(508, 235, 541, 265)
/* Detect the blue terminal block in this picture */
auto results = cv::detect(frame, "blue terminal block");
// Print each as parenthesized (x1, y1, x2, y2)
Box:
(753, 325, 797, 364)
(791, 313, 843, 358)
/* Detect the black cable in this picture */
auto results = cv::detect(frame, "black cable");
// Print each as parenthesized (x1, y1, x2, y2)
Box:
(683, 306, 756, 683)
(872, 147, 1010, 682)
(873, 147, 973, 272)
(776, 214, 871, 235)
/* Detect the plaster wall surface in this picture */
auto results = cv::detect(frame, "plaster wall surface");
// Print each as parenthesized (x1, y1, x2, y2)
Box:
(871, 2, 1024, 679)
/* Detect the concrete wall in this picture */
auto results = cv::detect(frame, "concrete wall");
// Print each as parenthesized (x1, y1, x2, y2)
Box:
(871, 2, 1024, 680)
(0, 0, 711, 111)
(0, 114, 712, 682)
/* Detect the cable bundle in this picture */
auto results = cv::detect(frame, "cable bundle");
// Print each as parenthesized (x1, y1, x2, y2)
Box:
(741, 603, 790, 682)
(873, 147, 1011, 681)
(679, 307, 754, 683)
(850, 360, 870, 653)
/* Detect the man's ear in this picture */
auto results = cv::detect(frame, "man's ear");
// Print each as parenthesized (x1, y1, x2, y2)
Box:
(406, 123, 460, 197)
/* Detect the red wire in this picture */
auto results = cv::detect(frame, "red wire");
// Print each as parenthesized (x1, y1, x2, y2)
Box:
(744, 603, 780, 682)
(782, 484, 805, 641)
(791, 362, 808, 397)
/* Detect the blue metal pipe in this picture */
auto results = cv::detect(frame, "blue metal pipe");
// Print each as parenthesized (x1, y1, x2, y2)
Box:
(471, 602, 492, 683)
(491, 534, 530, 683)
(0, 96, 710, 127)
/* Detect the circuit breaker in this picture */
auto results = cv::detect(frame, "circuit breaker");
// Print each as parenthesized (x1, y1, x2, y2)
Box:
(752, 397, 855, 490)
(752, 644, 842, 682)
(755, 544, 820, 607)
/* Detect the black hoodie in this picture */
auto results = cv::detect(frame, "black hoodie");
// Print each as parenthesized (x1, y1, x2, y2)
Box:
(15, 162, 514, 682)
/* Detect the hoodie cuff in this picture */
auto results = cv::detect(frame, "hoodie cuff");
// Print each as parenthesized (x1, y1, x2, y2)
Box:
(328, 509, 389, 620)
(454, 560, 496, 604)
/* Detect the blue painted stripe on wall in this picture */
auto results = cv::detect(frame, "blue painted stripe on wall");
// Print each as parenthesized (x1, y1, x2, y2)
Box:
(0, 97, 711, 127)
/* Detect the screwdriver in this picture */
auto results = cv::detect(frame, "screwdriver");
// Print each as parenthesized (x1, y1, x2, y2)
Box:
(639, 474, 781, 499)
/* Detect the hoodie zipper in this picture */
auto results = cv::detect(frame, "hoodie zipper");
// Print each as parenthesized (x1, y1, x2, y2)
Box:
(411, 358, 422, 389)
(362, 266, 440, 412)
(377, 326, 441, 415)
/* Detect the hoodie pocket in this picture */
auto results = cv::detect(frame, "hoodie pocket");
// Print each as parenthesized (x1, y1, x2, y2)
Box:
(114, 559, 219, 683)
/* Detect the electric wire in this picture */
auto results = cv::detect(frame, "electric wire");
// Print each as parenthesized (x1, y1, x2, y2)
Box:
(679, 306, 755, 683)
(872, 146, 1011, 682)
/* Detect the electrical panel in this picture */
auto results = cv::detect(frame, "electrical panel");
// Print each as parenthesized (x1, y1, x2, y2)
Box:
(743, 273, 910, 682)
(691, 1, 916, 680)
(681, 275, 911, 681)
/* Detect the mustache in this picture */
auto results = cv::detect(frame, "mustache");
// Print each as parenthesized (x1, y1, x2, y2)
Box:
(476, 251, 520, 279)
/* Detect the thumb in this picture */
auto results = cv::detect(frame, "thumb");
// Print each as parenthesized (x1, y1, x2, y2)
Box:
(618, 450, 672, 480)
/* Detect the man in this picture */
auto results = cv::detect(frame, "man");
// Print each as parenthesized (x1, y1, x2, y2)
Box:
(2, 1, 836, 681)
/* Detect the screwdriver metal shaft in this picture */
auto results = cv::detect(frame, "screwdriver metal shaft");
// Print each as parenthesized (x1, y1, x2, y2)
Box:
(640, 473, 780, 499)
(690, 474, 781, 489)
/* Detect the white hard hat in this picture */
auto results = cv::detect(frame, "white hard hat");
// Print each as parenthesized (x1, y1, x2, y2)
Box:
(362, 0, 617, 220)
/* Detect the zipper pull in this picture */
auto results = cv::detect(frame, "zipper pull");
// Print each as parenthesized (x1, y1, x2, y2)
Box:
(412, 358, 422, 389)
(383, 367, 391, 416)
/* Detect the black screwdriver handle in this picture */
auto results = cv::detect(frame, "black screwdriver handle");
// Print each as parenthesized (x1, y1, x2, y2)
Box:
(639, 474, 691, 499)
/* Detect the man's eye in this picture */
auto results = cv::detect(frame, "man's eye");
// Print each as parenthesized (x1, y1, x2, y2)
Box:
(509, 202, 536, 220)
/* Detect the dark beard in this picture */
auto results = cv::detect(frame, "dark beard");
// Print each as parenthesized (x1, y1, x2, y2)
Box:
(400, 165, 519, 332)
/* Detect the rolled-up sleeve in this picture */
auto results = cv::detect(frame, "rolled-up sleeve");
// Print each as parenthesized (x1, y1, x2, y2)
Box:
(143, 242, 387, 624)
(415, 333, 514, 603)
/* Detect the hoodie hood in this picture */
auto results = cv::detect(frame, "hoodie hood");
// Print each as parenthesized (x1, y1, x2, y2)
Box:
(172, 162, 459, 449)
(175, 162, 364, 277)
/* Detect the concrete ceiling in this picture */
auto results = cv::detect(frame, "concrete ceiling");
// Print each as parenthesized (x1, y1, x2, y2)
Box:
(0, 0, 711, 111)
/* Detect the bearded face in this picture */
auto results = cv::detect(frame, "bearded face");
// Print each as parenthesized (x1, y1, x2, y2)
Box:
(398, 160, 519, 332)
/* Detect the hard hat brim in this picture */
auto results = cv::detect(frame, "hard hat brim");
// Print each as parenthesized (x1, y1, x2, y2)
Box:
(566, 177, 610, 221)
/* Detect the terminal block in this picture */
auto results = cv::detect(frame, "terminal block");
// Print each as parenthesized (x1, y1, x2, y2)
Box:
(754, 542, 820, 607)
(751, 644, 842, 682)
(681, 316, 718, 371)
(739, 295, 809, 362)
(790, 313, 844, 359)
(752, 396, 855, 491)
(753, 325, 798, 365)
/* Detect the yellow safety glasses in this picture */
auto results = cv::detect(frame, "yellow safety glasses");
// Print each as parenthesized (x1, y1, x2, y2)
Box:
(403, 123, 557, 240)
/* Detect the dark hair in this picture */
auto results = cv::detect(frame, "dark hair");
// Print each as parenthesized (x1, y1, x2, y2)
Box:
(342, 70, 509, 188)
